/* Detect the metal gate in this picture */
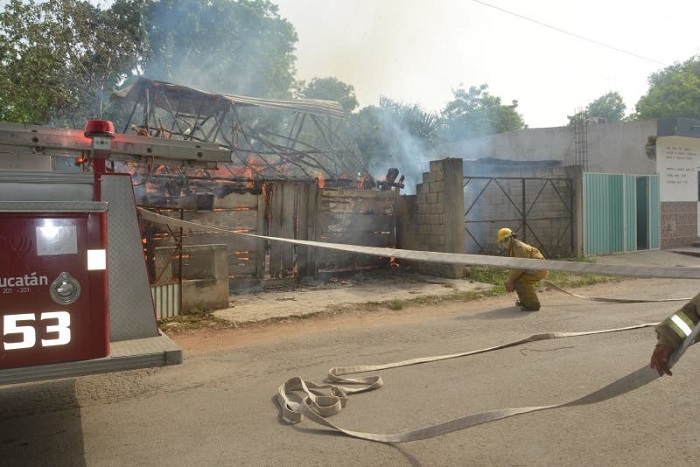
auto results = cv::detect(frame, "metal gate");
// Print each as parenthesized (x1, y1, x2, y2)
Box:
(583, 173, 660, 255)
(463, 176, 574, 258)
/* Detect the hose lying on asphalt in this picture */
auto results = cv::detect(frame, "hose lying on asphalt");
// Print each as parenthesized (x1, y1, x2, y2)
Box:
(277, 323, 690, 443)
(542, 281, 691, 303)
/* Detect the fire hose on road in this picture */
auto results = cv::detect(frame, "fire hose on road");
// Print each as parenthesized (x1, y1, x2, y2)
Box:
(138, 208, 700, 443)
(543, 281, 692, 303)
(278, 323, 663, 443)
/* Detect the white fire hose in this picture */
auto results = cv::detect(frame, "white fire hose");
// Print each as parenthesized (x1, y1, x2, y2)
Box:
(138, 208, 700, 443)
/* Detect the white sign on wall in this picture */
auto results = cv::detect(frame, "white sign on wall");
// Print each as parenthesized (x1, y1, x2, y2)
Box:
(657, 136, 700, 202)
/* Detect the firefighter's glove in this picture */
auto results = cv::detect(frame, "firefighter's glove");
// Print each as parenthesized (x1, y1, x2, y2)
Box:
(505, 279, 515, 292)
(650, 343, 675, 377)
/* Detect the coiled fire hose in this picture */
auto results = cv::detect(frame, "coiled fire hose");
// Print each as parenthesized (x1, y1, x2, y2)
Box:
(277, 323, 668, 443)
(138, 208, 700, 443)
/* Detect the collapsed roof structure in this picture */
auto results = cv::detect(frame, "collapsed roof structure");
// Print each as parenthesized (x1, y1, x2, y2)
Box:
(110, 77, 374, 197)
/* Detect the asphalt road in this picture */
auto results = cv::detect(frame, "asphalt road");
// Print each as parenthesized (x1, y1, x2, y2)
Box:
(1, 277, 700, 467)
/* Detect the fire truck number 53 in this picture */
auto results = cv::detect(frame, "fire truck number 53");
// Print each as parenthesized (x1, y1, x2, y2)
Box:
(2, 312, 71, 350)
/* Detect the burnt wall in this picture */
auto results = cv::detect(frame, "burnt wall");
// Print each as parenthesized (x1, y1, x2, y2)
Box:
(142, 181, 400, 300)
(313, 188, 399, 275)
(142, 189, 265, 295)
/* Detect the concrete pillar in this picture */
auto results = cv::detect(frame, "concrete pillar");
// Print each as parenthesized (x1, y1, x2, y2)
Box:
(439, 158, 466, 278)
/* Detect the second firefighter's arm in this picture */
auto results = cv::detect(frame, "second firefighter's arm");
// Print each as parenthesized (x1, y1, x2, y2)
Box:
(651, 294, 700, 376)
(655, 292, 700, 349)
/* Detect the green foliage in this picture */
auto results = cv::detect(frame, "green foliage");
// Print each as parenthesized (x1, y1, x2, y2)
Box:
(634, 55, 700, 120)
(346, 84, 528, 175)
(159, 306, 233, 332)
(0, 0, 146, 126)
(0, 0, 67, 123)
(465, 266, 510, 285)
(293, 76, 360, 154)
(0, 0, 298, 125)
(142, 0, 297, 99)
(588, 91, 626, 122)
(439, 84, 526, 142)
(466, 263, 619, 290)
(298, 77, 359, 114)
(567, 91, 626, 125)
(348, 96, 440, 173)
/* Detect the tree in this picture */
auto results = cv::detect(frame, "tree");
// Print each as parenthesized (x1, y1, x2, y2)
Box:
(298, 77, 359, 114)
(567, 91, 626, 125)
(439, 84, 526, 142)
(634, 55, 700, 120)
(62, 0, 147, 125)
(349, 97, 440, 185)
(0, 0, 146, 126)
(0, 0, 301, 125)
(588, 91, 626, 122)
(142, 0, 298, 99)
(0, 0, 67, 123)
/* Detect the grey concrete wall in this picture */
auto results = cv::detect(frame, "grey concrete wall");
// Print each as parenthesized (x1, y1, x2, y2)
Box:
(440, 120, 658, 175)
(182, 243, 229, 312)
(154, 244, 229, 312)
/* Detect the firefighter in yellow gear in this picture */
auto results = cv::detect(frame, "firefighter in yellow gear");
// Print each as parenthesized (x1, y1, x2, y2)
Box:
(650, 292, 700, 376)
(497, 228, 548, 311)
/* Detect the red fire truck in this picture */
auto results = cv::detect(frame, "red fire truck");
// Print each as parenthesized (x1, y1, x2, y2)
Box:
(0, 120, 230, 385)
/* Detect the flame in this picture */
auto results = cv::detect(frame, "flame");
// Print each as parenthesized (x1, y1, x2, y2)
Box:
(245, 164, 254, 189)
(389, 257, 400, 269)
(317, 173, 325, 188)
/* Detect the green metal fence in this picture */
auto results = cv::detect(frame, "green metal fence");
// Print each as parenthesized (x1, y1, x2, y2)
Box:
(583, 173, 660, 255)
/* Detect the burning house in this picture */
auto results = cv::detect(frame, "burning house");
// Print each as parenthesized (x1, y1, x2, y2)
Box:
(109, 78, 401, 310)
(110, 77, 377, 199)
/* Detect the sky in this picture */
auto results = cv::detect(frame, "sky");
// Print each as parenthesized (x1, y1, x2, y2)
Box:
(274, 0, 700, 128)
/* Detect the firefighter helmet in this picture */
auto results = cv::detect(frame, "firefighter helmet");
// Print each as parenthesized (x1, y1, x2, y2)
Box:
(497, 228, 514, 243)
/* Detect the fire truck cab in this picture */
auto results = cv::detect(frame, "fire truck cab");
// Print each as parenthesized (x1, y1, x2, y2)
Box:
(0, 120, 229, 385)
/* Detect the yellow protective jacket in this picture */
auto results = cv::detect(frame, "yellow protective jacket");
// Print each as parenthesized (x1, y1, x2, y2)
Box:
(656, 292, 700, 349)
(507, 238, 547, 282)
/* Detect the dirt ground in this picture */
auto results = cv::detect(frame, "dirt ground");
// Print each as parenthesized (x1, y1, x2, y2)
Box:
(172, 274, 688, 354)
(211, 269, 494, 325)
(174, 269, 494, 351)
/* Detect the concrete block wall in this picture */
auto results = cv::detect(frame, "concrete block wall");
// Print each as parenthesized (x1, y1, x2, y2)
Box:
(661, 201, 697, 249)
(398, 158, 466, 278)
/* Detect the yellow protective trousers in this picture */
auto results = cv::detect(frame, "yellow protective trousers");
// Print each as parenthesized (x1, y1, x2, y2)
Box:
(514, 270, 548, 310)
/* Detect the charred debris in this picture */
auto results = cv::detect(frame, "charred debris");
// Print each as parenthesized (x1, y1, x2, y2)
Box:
(109, 77, 404, 207)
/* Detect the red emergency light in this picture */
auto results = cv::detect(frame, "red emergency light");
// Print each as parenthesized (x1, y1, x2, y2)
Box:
(83, 120, 116, 181)
(84, 119, 115, 138)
